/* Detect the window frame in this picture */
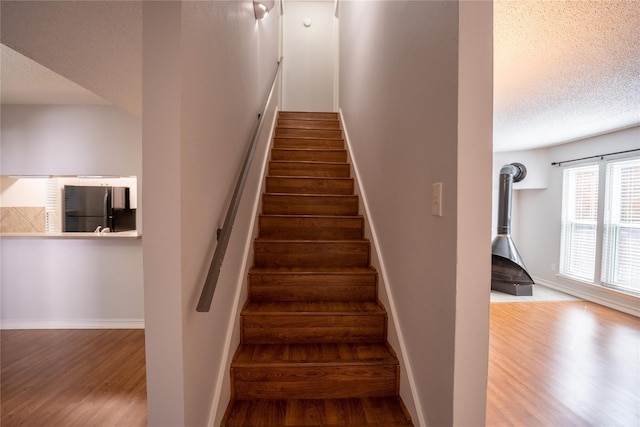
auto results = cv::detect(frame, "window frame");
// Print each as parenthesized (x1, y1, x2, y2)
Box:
(559, 163, 601, 282)
(601, 158, 640, 294)
(559, 155, 640, 297)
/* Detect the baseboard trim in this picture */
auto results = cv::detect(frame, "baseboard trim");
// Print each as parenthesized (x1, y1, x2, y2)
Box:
(339, 109, 426, 427)
(0, 319, 144, 329)
(533, 276, 640, 318)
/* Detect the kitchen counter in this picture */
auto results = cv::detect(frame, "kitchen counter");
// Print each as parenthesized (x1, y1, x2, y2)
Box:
(0, 231, 141, 239)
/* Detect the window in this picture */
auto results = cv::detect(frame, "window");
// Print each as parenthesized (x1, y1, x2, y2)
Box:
(560, 157, 640, 295)
(560, 164, 599, 282)
(602, 158, 640, 293)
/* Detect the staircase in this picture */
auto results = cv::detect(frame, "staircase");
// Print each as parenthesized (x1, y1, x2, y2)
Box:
(221, 112, 414, 427)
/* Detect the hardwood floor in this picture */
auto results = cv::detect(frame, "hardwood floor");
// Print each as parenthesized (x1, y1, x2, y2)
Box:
(487, 301, 640, 427)
(1, 300, 636, 426)
(1, 329, 146, 427)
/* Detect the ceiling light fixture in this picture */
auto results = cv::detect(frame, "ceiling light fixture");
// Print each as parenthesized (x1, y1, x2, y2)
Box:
(254, 0, 274, 19)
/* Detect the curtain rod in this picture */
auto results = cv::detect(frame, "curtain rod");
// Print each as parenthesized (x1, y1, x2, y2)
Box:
(551, 148, 640, 166)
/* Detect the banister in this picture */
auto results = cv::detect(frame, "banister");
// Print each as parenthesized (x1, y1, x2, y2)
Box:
(196, 57, 283, 312)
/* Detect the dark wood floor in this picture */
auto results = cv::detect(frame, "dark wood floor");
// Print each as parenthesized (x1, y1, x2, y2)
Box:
(486, 301, 640, 427)
(1, 329, 146, 427)
(1, 301, 637, 426)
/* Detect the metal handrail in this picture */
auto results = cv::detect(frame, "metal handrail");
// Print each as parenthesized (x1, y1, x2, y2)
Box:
(196, 58, 283, 312)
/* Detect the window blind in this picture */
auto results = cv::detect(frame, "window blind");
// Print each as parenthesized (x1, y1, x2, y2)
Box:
(45, 178, 60, 232)
(602, 158, 640, 293)
(560, 164, 599, 281)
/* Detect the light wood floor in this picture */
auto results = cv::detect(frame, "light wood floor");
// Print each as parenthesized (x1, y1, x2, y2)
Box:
(1, 302, 637, 427)
(486, 300, 640, 427)
(1, 329, 146, 427)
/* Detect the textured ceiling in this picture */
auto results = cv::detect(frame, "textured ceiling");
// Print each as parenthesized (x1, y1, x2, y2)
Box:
(0, 0, 142, 116)
(0, 1, 638, 151)
(494, 0, 640, 151)
(1, 44, 110, 106)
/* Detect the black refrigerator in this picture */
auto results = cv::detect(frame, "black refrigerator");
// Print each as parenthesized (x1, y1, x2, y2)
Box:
(63, 185, 136, 232)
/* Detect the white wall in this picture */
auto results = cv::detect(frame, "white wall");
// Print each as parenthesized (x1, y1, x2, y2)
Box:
(141, 3, 184, 424)
(142, 1, 280, 425)
(0, 105, 144, 328)
(510, 126, 640, 315)
(339, 1, 492, 425)
(453, 2, 493, 425)
(0, 238, 143, 328)
(1, 106, 141, 176)
(283, 1, 335, 111)
(493, 148, 550, 190)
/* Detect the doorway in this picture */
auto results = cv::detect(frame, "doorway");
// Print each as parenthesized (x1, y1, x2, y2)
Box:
(282, 0, 337, 112)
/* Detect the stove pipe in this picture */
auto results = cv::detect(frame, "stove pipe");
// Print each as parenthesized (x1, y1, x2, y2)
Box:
(491, 163, 534, 296)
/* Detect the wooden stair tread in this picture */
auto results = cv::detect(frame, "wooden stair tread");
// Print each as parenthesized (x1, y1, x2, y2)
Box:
(270, 160, 349, 167)
(241, 305, 386, 344)
(255, 238, 369, 244)
(273, 138, 346, 150)
(274, 136, 344, 142)
(264, 192, 357, 198)
(262, 194, 359, 216)
(278, 119, 341, 130)
(276, 128, 342, 139)
(253, 239, 371, 267)
(259, 214, 364, 220)
(273, 143, 345, 151)
(221, 397, 413, 427)
(258, 215, 364, 240)
(266, 176, 354, 192)
(276, 131, 341, 134)
(266, 177, 353, 183)
(248, 266, 378, 302)
(264, 192, 358, 202)
(249, 266, 375, 274)
(232, 342, 398, 365)
(243, 300, 385, 314)
(272, 148, 347, 154)
(271, 147, 349, 166)
(279, 111, 340, 121)
(265, 192, 356, 197)
(269, 170, 351, 178)
(258, 214, 364, 225)
(267, 176, 353, 181)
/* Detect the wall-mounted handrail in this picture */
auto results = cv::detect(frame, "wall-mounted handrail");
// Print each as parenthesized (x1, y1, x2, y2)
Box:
(196, 57, 283, 312)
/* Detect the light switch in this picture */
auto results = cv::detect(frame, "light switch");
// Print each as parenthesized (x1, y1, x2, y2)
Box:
(432, 182, 443, 216)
